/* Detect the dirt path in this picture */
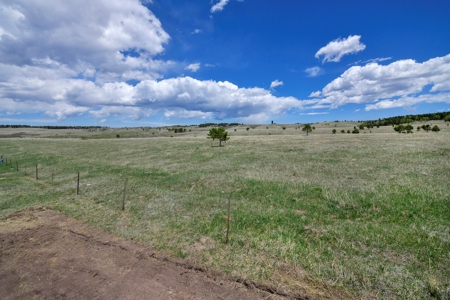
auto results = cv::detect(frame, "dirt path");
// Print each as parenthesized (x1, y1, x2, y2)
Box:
(0, 207, 288, 300)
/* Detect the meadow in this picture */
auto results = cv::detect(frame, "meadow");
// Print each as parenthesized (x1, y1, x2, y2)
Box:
(1, 122, 449, 299)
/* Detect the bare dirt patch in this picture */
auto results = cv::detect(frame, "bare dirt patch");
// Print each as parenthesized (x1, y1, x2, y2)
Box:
(0, 207, 290, 300)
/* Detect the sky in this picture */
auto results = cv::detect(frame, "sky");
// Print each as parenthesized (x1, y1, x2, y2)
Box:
(0, 0, 449, 127)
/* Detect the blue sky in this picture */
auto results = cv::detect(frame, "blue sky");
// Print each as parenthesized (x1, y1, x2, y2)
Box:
(0, 0, 449, 127)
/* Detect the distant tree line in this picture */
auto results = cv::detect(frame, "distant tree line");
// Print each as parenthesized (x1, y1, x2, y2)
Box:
(358, 112, 450, 128)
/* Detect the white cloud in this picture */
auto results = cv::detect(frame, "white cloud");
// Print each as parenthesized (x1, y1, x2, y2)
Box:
(270, 80, 283, 89)
(349, 57, 392, 66)
(305, 67, 323, 77)
(0, 0, 170, 82)
(191, 29, 201, 34)
(299, 112, 329, 115)
(309, 91, 322, 97)
(315, 35, 366, 63)
(211, 0, 230, 13)
(164, 108, 213, 119)
(185, 63, 201, 72)
(311, 53, 450, 111)
(365, 93, 450, 111)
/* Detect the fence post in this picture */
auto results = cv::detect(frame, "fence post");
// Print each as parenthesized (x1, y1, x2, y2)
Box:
(36, 164, 38, 180)
(122, 178, 127, 211)
(77, 172, 80, 195)
(226, 192, 231, 244)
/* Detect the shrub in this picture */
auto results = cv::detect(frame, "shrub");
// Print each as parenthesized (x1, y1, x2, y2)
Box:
(332, 129, 336, 134)
(432, 125, 440, 132)
(347, 130, 351, 134)
(394, 125, 405, 133)
(352, 128, 360, 134)
(246, 127, 250, 131)
(116, 134, 120, 138)
(341, 130, 345, 133)
(405, 124, 414, 133)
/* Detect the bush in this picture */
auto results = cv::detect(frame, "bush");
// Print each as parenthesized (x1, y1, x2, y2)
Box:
(246, 127, 250, 131)
(341, 130, 345, 133)
(352, 129, 360, 134)
(405, 124, 414, 133)
(332, 129, 336, 134)
(347, 130, 351, 134)
(394, 125, 405, 133)
(116, 134, 120, 138)
(432, 125, 440, 132)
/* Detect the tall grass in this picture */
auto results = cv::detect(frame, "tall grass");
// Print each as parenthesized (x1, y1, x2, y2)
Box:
(1, 129, 449, 299)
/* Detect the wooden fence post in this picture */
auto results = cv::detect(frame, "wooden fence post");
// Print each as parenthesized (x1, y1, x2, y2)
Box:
(36, 164, 38, 180)
(226, 192, 231, 244)
(77, 172, 80, 195)
(122, 178, 127, 211)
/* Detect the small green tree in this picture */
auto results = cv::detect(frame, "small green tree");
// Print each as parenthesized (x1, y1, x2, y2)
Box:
(302, 124, 312, 136)
(207, 127, 230, 146)
(422, 124, 431, 132)
(347, 130, 350, 134)
(394, 125, 405, 133)
(352, 128, 360, 134)
(341, 129, 345, 134)
(432, 125, 440, 132)
(405, 124, 414, 133)
(332, 129, 337, 134)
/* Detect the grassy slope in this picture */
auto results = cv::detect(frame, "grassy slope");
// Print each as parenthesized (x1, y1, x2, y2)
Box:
(1, 123, 449, 299)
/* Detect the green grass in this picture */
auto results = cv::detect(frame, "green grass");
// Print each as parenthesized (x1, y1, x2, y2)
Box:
(1, 126, 449, 299)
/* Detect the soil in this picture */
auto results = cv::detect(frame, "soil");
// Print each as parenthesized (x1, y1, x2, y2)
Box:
(0, 207, 288, 300)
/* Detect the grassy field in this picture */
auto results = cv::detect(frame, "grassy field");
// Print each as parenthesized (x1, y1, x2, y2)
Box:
(1, 122, 449, 299)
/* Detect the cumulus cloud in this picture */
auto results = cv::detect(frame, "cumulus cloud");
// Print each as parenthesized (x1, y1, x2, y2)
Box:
(0, 0, 170, 83)
(315, 35, 366, 63)
(211, 0, 230, 13)
(309, 53, 450, 111)
(305, 67, 323, 77)
(185, 63, 201, 72)
(270, 80, 283, 89)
